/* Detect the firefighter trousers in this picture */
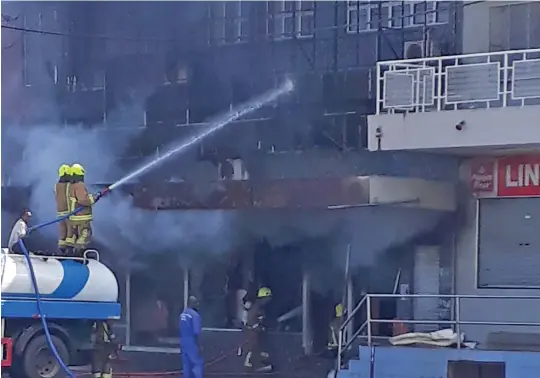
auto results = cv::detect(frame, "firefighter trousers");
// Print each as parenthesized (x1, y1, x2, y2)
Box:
(243, 327, 272, 371)
(92, 345, 112, 378)
(67, 220, 92, 252)
(58, 220, 74, 249)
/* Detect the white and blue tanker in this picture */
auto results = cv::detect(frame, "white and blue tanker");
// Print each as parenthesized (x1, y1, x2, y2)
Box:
(1, 249, 121, 378)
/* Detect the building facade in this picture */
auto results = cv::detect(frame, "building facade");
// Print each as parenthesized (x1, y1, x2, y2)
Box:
(363, 1, 540, 376)
(2, 1, 478, 368)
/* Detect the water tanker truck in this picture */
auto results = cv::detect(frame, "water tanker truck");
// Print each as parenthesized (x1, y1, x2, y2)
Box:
(1, 249, 121, 378)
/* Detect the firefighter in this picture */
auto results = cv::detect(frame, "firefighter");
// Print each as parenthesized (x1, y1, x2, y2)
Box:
(55, 164, 73, 255)
(180, 296, 203, 378)
(243, 286, 273, 373)
(91, 320, 117, 378)
(67, 163, 97, 255)
(327, 303, 344, 354)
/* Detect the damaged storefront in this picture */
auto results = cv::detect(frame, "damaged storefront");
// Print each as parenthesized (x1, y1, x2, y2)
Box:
(1, 173, 458, 373)
(112, 175, 456, 362)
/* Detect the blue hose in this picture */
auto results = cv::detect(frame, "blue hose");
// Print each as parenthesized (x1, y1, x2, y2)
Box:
(28, 206, 84, 234)
(16, 191, 106, 378)
(17, 239, 76, 378)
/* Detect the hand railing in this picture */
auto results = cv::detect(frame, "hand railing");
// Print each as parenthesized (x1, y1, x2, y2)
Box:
(336, 293, 540, 373)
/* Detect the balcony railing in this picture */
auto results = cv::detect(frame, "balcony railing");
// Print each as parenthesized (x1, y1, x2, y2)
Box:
(376, 48, 540, 114)
(336, 293, 540, 372)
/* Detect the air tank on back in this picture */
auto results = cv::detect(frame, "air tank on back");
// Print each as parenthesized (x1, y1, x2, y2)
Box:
(1, 249, 118, 302)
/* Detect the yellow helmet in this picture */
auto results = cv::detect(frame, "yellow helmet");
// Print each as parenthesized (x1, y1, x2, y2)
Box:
(257, 287, 272, 298)
(58, 164, 72, 177)
(335, 303, 344, 318)
(71, 163, 85, 176)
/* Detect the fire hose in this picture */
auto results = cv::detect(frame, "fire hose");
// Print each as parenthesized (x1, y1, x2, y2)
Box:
(14, 188, 315, 377)
(17, 188, 112, 378)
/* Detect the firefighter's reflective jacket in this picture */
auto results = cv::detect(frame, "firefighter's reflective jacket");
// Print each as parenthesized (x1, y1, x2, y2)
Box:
(69, 182, 95, 221)
(54, 182, 71, 217)
(92, 321, 115, 345)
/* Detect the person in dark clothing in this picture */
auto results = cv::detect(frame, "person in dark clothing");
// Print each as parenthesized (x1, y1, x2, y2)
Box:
(243, 287, 273, 373)
(91, 320, 117, 378)
(327, 304, 344, 354)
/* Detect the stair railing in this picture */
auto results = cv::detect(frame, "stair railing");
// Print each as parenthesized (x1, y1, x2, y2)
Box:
(337, 294, 369, 370)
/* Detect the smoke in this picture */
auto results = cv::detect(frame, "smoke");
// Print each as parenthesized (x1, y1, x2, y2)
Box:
(2, 122, 240, 267)
(1, 116, 444, 274)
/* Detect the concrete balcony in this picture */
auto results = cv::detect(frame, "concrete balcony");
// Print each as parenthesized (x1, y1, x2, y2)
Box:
(368, 48, 540, 153)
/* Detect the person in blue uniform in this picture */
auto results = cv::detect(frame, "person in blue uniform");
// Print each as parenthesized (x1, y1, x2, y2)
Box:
(180, 295, 203, 378)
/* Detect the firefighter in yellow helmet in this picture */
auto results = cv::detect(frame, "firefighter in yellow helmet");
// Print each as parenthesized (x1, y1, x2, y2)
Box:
(91, 320, 118, 378)
(327, 303, 344, 353)
(67, 163, 96, 256)
(243, 286, 273, 373)
(54, 164, 73, 255)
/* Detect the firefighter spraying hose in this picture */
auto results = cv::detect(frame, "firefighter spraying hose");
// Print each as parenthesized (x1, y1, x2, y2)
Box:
(14, 80, 294, 378)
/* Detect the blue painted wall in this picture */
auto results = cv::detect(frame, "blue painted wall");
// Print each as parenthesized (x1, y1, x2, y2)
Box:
(338, 346, 540, 378)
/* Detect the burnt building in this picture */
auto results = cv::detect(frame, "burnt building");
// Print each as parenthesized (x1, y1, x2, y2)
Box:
(2, 1, 464, 369)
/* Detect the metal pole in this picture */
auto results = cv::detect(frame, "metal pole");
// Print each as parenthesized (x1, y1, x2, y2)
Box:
(183, 267, 189, 308)
(125, 272, 131, 346)
(455, 295, 461, 350)
(366, 295, 372, 346)
(302, 270, 313, 355)
(346, 277, 354, 348)
(337, 329, 343, 371)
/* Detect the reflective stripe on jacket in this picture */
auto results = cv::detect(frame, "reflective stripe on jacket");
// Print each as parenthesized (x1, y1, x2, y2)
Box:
(55, 182, 71, 216)
(93, 322, 114, 344)
(69, 182, 95, 221)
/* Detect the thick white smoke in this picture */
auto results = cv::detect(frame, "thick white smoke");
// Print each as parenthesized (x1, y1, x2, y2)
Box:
(2, 123, 239, 267)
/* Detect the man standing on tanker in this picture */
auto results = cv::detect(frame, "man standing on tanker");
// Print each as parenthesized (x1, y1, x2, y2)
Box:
(55, 164, 73, 256)
(67, 163, 100, 256)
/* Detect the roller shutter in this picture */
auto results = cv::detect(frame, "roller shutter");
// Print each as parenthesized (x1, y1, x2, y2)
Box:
(478, 197, 540, 288)
(414, 246, 440, 332)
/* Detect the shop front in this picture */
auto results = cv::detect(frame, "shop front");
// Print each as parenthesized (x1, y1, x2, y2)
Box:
(460, 155, 540, 346)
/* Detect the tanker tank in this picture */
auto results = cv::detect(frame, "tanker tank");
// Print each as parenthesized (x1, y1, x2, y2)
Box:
(1, 249, 119, 302)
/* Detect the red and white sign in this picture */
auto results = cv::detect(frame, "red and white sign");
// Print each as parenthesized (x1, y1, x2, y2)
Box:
(469, 159, 495, 193)
(498, 156, 540, 197)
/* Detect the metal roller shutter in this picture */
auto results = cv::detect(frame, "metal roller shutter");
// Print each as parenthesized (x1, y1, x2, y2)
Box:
(414, 246, 441, 332)
(478, 198, 540, 288)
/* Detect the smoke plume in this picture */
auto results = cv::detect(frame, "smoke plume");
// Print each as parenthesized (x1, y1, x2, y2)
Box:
(2, 122, 240, 267)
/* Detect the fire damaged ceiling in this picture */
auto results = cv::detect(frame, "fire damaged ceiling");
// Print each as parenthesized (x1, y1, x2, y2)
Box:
(132, 177, 369, 210)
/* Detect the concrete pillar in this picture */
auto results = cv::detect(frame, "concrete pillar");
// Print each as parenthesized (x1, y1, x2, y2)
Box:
(302, 271, 313, 355)
(183, 267, 189, 308)
(346, 278, 354, 344)
(125, 272, 132, 346)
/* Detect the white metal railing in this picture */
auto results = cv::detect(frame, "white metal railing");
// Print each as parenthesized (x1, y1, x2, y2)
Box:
(336, 293, 540, 372)
(376, 48, 540, 114)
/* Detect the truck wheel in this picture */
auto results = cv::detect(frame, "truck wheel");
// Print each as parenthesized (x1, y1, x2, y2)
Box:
(22, 335, 69, 378)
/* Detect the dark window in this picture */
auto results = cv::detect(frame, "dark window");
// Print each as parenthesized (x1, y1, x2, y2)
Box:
(489, 2, 540, 51)
(448, 361, 505, 378)
(209, 1, 249, 44)
(129, 254, 185, 346)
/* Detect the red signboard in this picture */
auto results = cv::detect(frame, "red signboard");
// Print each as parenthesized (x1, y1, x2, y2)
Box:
(469, 159, 495, 193)
(498, 156, 540, 197)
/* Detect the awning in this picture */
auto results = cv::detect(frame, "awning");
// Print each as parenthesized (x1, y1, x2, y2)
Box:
(130, 176, 455, 212)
